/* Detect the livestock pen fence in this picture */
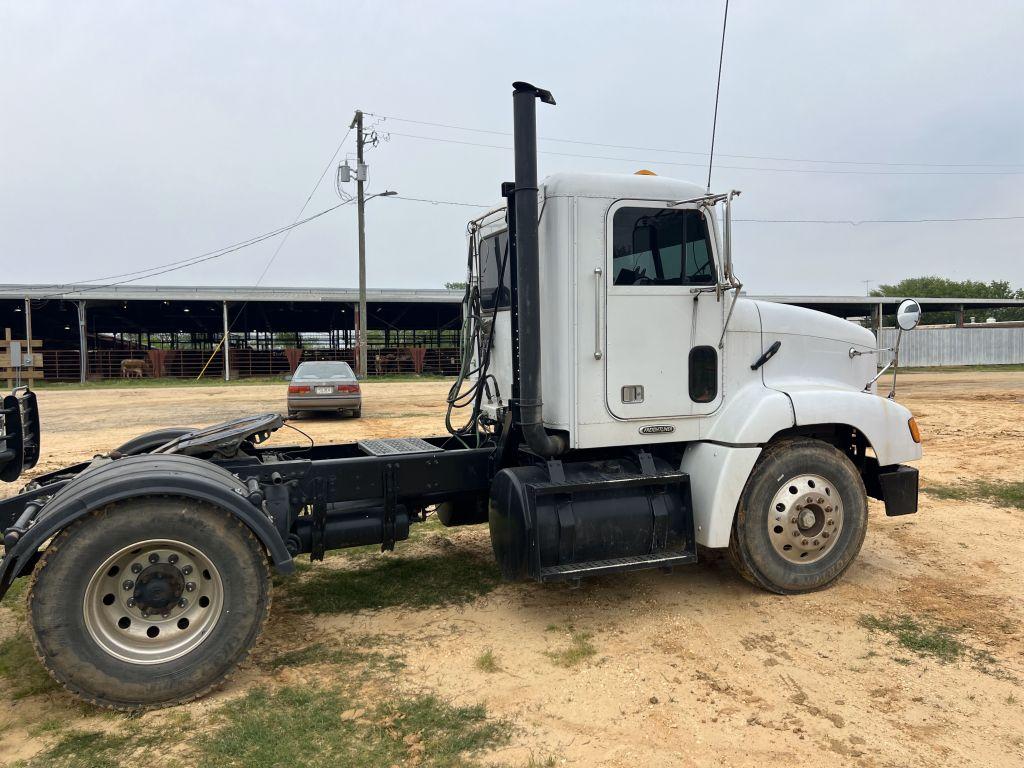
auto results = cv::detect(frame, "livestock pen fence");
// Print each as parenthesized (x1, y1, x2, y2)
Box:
(879, 324, 1024, 367)
(40, 328, 464, 382)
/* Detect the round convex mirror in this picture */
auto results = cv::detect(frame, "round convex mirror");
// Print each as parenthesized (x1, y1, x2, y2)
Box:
(896, 299, 922, 331)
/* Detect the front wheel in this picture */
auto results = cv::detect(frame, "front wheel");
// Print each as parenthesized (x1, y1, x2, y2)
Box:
(728, 438, 868, 594)
(29, 498, 271, 710)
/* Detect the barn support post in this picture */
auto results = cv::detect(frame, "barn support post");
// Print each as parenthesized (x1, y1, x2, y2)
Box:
(77, 300, 88, 384)
(223, 300, 231, 382)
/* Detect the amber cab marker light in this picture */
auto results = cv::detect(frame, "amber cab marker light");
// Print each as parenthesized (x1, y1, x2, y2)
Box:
(908, 417, 921, 444)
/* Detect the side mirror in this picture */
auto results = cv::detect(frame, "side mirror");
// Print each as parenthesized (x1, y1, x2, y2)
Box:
(896, 299, 922, 331)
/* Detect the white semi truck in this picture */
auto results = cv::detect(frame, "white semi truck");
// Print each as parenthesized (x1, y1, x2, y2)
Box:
(0, 82, 922, 710)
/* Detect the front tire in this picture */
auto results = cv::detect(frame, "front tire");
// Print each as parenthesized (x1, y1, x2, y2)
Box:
(728, 438, 868, 594)
(29, 497, 271, 710)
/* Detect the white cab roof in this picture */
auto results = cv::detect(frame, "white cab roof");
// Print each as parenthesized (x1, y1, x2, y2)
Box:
(541, 172, 708, 201)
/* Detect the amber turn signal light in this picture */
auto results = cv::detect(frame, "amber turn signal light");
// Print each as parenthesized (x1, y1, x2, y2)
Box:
(908, 417, 921, 443)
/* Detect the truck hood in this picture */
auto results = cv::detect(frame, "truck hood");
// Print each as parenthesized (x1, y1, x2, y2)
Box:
(749, 300, 878, 393)
(752, 300, 876, 348)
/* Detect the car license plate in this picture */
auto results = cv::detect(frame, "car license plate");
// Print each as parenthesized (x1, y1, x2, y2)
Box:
(314, 386, 333, 395)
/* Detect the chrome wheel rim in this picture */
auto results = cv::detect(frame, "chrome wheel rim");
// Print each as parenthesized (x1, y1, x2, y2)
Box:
(767, 474, 844, 564)
(83, 539, 224, 664)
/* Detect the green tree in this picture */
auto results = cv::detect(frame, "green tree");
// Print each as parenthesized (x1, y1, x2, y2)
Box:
(870, 276, 1024, 324)
(444, 281, 467, 291)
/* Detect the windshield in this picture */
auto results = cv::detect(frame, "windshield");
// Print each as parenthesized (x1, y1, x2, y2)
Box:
(293, 362, 355, 380)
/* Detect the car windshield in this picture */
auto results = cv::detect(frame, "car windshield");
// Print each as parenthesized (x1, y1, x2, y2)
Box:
(293, 362, 354, 380)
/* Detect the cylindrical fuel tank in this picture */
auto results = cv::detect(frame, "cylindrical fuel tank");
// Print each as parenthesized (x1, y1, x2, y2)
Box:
(488, 458, 690, 580)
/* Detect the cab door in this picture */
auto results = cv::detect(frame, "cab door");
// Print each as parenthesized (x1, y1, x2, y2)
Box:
(604, 200, 723, 420)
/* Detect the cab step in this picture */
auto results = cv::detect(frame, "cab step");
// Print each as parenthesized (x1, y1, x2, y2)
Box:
(539, 548, 697, 582)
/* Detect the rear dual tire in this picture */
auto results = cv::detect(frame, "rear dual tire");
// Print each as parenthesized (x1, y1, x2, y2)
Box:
(728, 438, 868, 594)
(29, 498, 270, 711)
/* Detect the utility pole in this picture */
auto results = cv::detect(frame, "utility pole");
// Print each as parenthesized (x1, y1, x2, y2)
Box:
(351, 109, 368, 378)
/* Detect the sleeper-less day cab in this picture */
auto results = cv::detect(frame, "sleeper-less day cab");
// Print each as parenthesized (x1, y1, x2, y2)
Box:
(0, 83, 921, 710)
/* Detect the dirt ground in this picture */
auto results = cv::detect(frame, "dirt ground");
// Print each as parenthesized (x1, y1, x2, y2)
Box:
(2, 371, 1023, 767)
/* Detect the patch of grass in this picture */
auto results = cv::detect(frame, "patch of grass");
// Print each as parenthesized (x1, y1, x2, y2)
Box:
(19, 683, 508, 768)
(26, 716, 68, 738)
(15, 730, 135, 768)
(283, 552, 500, 614)
(0, 633, 59, 700)
(859, 614, 964, 663)
(260, 639, 404, 676)
(924, 480, 1024, 510)
(475, 649, 500, 673)
(545, 629, 597, 668)
(0, 576, 29, 619)
(197, 685, 509, 768)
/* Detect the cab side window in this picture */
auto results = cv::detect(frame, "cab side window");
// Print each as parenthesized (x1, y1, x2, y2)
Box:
(478, 231, 511, 309)
(612, 208, 714, 286)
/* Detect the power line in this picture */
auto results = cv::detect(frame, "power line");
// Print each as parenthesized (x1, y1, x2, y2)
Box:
(392, 195, 491, 208)
(386, 131, 1024, 177)
(51, 127, 357, 297)
(49, 201, 354, 297)
(253, 126, 354, 287)
(370, 114, 1024, 171)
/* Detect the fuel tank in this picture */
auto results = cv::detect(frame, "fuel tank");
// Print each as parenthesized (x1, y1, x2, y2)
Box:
(488, 456, 694, 581)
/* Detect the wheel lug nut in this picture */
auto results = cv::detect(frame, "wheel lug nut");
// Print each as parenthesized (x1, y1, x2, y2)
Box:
(141, 610, 149, 618)
(185, 582, 196, 593)
(168, 554, 179, 565)
(790, 517, 797, 524)
(161, 612, 170, 619)
(178, 598, 188, 609)
(182, 565, 193, 576)
(122, 580, 134, 591)
(126, 598, 136, 608)
(131, 563, 142, 574)
(148, 553, 160, 564)
(825, 506, 833, 513)
(813, 539, 819, 546)
(801, 539, 809, 545)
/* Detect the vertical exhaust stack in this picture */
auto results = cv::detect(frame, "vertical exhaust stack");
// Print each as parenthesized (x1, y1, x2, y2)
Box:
(511, 81, 565, 457)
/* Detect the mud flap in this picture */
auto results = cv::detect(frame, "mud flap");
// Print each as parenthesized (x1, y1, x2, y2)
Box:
(0, 388, 40, 483)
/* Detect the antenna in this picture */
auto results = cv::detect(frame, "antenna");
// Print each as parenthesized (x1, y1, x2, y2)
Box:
(706, 0, 730, 192)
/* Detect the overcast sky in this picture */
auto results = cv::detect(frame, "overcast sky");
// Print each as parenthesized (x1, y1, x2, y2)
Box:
(1, 1, 1022, 296)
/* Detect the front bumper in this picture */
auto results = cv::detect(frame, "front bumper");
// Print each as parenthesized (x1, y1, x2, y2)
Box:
(865, 461, 919, 517)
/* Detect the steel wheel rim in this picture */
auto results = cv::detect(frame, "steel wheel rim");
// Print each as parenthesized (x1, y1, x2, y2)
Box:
(767, 474, 845, 565)
(83, 539, 224, 664)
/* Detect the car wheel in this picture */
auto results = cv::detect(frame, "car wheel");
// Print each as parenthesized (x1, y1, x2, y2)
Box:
(728, 438, 868, 594)
(29, 497, 271, 710)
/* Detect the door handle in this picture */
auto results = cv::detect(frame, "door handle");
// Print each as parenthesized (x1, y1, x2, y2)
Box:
(594, 267, 603, 359)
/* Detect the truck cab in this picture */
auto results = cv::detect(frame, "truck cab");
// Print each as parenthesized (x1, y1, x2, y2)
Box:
(470, 167, 921, 552)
